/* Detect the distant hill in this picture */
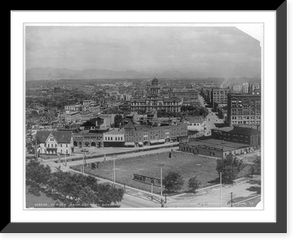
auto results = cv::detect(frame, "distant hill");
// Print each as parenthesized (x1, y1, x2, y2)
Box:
(26, 67, 194, 81)
(26, 67, 261, 81)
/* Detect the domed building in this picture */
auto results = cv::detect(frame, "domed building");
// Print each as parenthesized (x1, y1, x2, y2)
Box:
(150, 77, 160, 96)
(130, 77, 183, 113)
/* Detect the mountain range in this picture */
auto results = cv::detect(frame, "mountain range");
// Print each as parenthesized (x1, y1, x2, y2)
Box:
(26, 67, 190, 81)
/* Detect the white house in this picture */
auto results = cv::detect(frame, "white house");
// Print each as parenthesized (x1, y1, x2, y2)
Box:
(187, 118, 206, 131)
(35, 130, 73, 155)
(103, 129, 125, 147)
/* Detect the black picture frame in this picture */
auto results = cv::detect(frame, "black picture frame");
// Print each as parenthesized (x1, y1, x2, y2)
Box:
(4, 2, 287, 233)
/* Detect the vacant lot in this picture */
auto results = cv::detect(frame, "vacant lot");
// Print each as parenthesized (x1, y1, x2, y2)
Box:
(71, 152, 253, 195)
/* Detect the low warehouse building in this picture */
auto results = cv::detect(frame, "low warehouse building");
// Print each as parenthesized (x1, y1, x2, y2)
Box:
(179, 139, 254, 158)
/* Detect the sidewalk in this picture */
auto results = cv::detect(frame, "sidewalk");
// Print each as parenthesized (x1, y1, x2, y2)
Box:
(43, 142, 179, 163)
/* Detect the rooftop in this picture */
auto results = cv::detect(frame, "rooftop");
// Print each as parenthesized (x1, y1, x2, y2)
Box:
(212, 126, 260, 135)
(213, 126, 234, 132)
(185, 139, 250, 152)
(104, 128, 125, 134)
(66, 112, 81, 116)
(35, 130, 72, 144)
(229, 93, 261, 98)
(229, 126, 261, 135)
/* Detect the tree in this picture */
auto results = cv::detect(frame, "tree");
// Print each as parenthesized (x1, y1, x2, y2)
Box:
(216, 153, 243, 184)
(26, 160, 125, 207)
(187, 176, 201, 193)
(163, 171, 184, 193)
(114, 114, 123, 128)
(218, 109, 224, 119)
(26, 160, 52, 196)
(254, 155, 261, 175)
(249, 165, 256, 178)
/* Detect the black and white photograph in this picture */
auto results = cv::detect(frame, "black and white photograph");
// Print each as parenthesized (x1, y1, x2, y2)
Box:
(25, 24, 263, 209)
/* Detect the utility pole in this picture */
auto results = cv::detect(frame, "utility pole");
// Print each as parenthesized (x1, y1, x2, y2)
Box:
(82, 151, 86, 174)
(160, 166, 163, 198)
(64, 152, 67, 167)
(220, 147, 224, 207)
(220, 171, 222, 207)
(113, 157, 116, 185)
(230, 192, 233, 207)
(158, 163, 165, 207)
(35, 136, 38, 160)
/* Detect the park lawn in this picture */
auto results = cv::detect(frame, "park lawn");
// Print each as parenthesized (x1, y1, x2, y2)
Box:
(72, 152, 219, 194)
(72, 152, 253, 195)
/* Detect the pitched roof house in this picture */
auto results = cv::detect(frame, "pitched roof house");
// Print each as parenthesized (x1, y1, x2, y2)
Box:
(35, 130, 73, 155)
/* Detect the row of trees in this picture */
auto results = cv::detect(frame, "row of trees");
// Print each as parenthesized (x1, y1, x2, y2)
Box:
(26, 160, 125, 207)
(162, 172, 200, 194)
(181, 105, 209, 118)
(162, 154, 261, 194)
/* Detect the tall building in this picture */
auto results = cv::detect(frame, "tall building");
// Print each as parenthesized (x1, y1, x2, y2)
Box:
(249, 83, 261, 95)
(242, 82, 249, 94)
(211, 88, 230, 106)
(232, 84, 243, 93)
(227, 93, 261, 126)
(201, 85, 215, 104)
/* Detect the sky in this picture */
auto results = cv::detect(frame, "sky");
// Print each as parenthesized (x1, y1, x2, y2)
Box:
(25, 25, 261, 78)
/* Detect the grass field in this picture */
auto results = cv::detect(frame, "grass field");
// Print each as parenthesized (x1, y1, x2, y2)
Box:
(71, 152, 252, 195)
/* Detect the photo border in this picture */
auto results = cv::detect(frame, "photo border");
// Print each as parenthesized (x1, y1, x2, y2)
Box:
(3, 2, 287, 233)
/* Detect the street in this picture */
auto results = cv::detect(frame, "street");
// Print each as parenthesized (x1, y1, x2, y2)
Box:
(119, 194, 160, 208)
(165, 177, 261, 208)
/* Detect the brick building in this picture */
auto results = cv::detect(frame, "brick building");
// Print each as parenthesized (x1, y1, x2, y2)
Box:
(123, 121, 188, 146)
(130, 78, 183, 113)
(73, 129, 108, 148)
(211, 126, 261, 148)
(227, 93, 261, 126)
(80, 117, 104, 130)
(211, 88, 230, 106)
(179, 139, 253, 158)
